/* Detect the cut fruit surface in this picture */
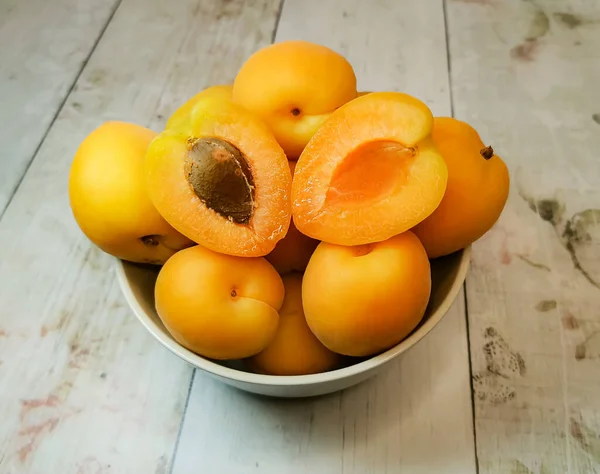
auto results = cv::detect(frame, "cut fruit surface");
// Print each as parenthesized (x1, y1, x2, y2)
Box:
(145, 97, 292, 257)
(292, 92, 448, 246)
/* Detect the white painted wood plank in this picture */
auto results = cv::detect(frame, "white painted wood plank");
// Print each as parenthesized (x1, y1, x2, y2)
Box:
(172, 1, 476, 473)
(0, 0, 281, 472)
(0, 0, 119, 215)
(446, 0, 600, 472)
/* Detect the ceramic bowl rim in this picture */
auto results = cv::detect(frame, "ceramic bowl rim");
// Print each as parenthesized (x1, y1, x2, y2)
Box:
(116, 245, 471, 387)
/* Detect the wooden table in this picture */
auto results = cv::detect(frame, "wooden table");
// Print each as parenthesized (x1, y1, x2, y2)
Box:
(1, 0, 599, 472)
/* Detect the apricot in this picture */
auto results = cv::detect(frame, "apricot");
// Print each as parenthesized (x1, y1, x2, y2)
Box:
(68, 121, 193, 265)
(154, 245, 284, 360)
(232, 40, 357, 159)
(165, 84, 233, 130)
(248, 273, 341, 375)
(292, 92, 448, 246)
(412, 117, 510, 258)
(145, 96, 292, 257)
(265, 161, 319, 274)
(302, 231, 431, 357)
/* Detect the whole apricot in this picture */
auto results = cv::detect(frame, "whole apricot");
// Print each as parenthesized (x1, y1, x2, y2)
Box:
(412, 117, 510, 258)
(155, 245, 285, 360)
(248, 273, 340, 375)
(68, 121, 193, 265)
(265, 161, 319, 274)
(232, 40, 357, 158)
(166, 84, 233, 130)
(302, 232, 431, 357)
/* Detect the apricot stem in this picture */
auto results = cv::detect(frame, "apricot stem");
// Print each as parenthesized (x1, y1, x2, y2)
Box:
(185, 138, 255, 225)
(480, 146, 494, 160)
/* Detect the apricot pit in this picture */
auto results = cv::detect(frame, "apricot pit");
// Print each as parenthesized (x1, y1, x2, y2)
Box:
(185, 137, 255, 225)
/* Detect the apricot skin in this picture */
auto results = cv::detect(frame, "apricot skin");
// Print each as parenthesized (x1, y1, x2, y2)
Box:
(68, 121, 193, 265)
(302, 232, 431, 357)
(232, 40, 357, 158)
(166, 84, 233, 130)
(154, 245, 285, 360)
(412, 117, 510, 258)
(248, 273, 341, 376)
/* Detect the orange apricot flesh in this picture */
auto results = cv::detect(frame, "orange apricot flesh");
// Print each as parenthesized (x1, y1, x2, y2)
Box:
(302, 231, 431, 357)
(145, 96, 292, 257)
(292, 91, 448, 246)
(265, 161, 319, 274)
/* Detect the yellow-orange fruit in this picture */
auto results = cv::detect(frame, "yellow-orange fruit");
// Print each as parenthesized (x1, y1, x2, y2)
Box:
(248, 273, 341, 375)
(166, 84, 233, 130)
(292, 92, 448, 246)
(154, 245, 285, 360)
(302, 232, 431, 357)
(68, 121, 193, 264)
(145, 96, 292, 257)
(232, 40, 357, 159)
(412, 117, 510, 258)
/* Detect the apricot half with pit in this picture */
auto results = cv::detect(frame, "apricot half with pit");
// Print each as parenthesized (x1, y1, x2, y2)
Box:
(292, 92, 448, 246)
(154, 245, 284, 360)
(232, 40, 357, 159)
(145, 96, 292, 257)
(412, 117, 510, 258)
(302, 231, 431, 357)
(69, 121, 193, 264)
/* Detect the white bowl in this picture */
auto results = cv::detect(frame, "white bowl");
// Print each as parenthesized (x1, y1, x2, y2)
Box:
(116, 246, 470, 398)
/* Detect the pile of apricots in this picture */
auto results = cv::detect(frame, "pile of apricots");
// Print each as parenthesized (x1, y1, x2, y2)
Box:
(68, 40, 510, 376)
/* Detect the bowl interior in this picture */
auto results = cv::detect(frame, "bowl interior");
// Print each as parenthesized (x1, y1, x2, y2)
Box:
(116, 246, 470, 386)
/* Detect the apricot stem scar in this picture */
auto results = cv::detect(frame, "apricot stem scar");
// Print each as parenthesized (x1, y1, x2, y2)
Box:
(141, 235, 160, 246)
(230, 289, 237, 297)
(480, 146, 494, 160)
(291, 108, 301, 116)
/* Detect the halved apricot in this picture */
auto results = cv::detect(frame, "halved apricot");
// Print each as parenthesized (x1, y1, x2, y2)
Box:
(412, 117, 510, 258)
(166, 84, 233, 130)
(292, 92, 448, 246)
(145, 96, 292, 257)
(232, 40, 357, 159)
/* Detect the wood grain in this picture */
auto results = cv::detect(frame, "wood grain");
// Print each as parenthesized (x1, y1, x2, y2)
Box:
(0, 0, 281, 472)
(446, 0, 600, 472)
(0, 0, 120, 215)
(172, 1, 476, 473)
